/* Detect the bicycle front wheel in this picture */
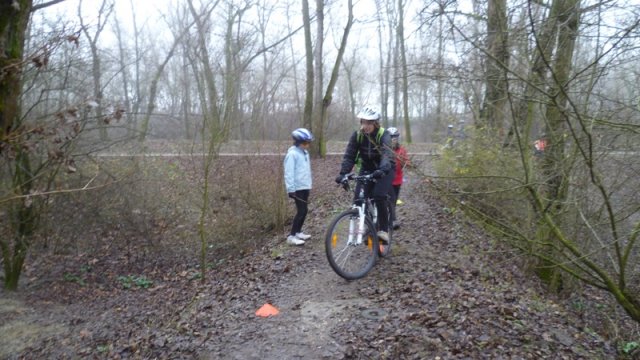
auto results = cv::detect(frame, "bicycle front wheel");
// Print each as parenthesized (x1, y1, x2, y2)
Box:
(325, 209, 378, 280)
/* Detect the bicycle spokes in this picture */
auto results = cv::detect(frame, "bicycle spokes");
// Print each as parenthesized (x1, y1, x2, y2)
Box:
(325, 210, 377, 280)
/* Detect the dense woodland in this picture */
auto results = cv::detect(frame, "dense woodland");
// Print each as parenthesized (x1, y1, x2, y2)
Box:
(1, 0, 640, 353)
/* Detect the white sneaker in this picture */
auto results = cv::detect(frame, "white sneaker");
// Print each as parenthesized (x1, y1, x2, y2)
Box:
(287, 235, 305, 246)
(295, 232, 311, 240)
(377, 231, 389, 244)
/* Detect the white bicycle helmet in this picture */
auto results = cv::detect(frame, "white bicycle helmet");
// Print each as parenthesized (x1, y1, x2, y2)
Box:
(387, 127, 400, 137)
(356, 105, 381, 121)
(291, 128, 314, 142)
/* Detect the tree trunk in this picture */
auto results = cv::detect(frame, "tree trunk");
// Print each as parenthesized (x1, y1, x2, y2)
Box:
(113, 12, 133, 136)
(319, 0, 354, 157)
(309, 0, 324, 157)
(480, 0, 509, 131)
(541, 0, 580, 213)
(397, 0, 411, 143)
(436, 12, 444, 133)
(0, 0, 33, 291)
(3, 149, 36, 290)
(0, 0, 33, 138)
(129, 0, 143, 134)
(223, 3, 250, 140)
(537, 0, 581, 292)
(301, 0, 314, 131)
(78, 0, 113, 141)
(182, 50, 192, 140)
(1, 0, 68, 291)
(286, 2, 303, 117)
(375, 0, 392, 122)
(138, 37, 182, 142)
(392, 32, 399, 128)
(505, 3, 556, 148)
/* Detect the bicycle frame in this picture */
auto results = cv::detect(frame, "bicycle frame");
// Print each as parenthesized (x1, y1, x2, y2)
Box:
(326, 172, 391, 280)
(345, 174, 377, 246)
(347, 202, 366, 246)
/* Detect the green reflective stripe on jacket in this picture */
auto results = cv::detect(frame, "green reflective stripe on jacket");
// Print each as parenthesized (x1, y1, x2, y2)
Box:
(355, 127, 385, 171)
(356, 127, 385, 145)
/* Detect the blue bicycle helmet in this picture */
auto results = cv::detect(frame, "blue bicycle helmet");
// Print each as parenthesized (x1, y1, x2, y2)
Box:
(291, 128, 314, 142)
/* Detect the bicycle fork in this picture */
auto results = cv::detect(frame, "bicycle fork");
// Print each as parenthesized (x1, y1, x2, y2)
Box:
(348, 204, 367, 246)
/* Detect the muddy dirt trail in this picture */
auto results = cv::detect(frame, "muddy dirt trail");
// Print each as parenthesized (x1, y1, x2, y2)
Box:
(0, 155, 623, 359)
(190, 161, 616, 359)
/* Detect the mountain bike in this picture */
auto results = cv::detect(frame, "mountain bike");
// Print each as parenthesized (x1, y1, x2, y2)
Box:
(325, 172, 393, 280)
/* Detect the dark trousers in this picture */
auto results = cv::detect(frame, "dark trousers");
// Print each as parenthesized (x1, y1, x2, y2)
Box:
(290, 189, 310, 236)
(390, 185, 401, 221)
(354, 171, 393, 232)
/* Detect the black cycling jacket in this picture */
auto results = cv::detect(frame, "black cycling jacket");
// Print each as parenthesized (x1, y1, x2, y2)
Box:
(339, 129, 395, 175)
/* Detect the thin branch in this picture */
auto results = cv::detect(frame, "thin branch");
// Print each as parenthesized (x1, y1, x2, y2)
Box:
(0, 173, 113, 205)
(32, 0, 67, 12)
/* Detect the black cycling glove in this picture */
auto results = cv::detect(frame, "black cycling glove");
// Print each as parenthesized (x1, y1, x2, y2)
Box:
(372, 169, 385, 179)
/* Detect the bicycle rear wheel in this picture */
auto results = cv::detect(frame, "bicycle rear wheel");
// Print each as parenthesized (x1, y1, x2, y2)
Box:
(325, 209, 378, 280)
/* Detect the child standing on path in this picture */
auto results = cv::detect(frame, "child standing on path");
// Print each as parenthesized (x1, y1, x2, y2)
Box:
(283, 128, 314, 246)
(387, 127, 409, 229)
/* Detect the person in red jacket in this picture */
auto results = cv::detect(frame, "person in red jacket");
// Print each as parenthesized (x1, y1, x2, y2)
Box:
(387, 127, 409, 229)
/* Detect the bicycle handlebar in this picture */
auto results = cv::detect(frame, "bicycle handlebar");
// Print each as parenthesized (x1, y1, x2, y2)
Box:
(338, 172, 376, 192)
(346, 173, 375, 181)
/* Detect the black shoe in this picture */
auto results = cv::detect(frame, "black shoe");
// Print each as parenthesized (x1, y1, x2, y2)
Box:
(392, 221, 400, 230)
(377, 231, 389, 244)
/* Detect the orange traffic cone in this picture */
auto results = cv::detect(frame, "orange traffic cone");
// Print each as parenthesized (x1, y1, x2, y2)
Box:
(255, 303, 280, 317)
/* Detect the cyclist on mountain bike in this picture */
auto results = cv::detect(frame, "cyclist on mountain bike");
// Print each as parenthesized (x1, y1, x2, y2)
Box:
(335, 105, 395, 243)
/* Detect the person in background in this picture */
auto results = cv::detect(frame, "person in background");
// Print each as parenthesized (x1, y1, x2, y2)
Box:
(335, 105, 395, 243)
(445, 124, 455, 148)
(456, 120, 466, 141)
(387, 127, 409, 230)
(446, 124, 454, 138)
(283, 128, 314, 246)
(534, 134, 547, 157)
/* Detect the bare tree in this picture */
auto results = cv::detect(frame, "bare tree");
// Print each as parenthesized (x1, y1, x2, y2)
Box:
(480, 0, 509, 131)
(0, 0, 35, 289)
(138, 29, 186, 142)
(375, 0, 395, 124)
(0, 0, 115, 290)
(302, 0, 354, 157)
(185, 0, 226, 281)
(301, 0, 314, 131)
(536, 0, 581, 290)
(111, 0, 147, 138)
(0, 0, 35, 138)
(112, 8, 133, 136)
(435, 4, 445, 134)
(78, 0, 114, 140)
(437, 0, 640, 322)
(311, 0, 325, 156)
(397, 0, 412, 142)
(286, 1, 304, 119)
